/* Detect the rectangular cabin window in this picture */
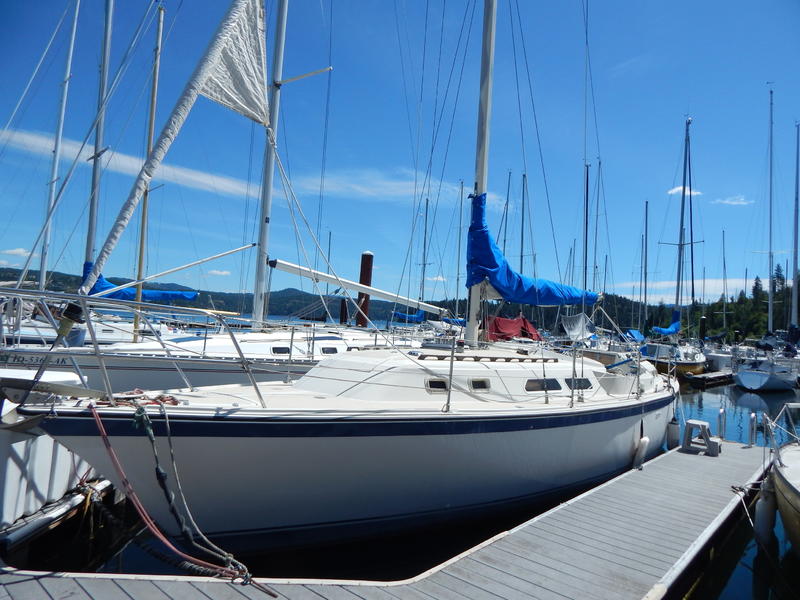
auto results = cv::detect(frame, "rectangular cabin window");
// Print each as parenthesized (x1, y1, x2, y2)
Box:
(271, 346, 291, 355)
(525, 378, 561, 392)
(470, 379, 490, 392)
(321, 347, 338, 355)
(426, 379, 449, 393)
(565, 377, 592, 390)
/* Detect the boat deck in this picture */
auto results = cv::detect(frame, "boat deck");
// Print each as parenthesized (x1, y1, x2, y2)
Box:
(0, 440, 771, 599)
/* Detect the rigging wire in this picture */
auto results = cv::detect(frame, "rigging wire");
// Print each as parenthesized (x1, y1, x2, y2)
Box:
(15, 0, 159, 287)
(313, 0, 334, 273)
(513, 0, 561, 283)
(0, 2, 70, 163)
(390, 0, 477, 317)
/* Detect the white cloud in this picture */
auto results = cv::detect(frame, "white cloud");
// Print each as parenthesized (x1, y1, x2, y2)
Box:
(207, 269, 231, 276)
(667, 186, 703, 196)
(712, 195, 753, 206)
(0, 129, 259, 199)
(612, 278, 749, 304)
(426, 275, 446, 282)
(0, 248, 31, 257)
(291, 167, 501, 205)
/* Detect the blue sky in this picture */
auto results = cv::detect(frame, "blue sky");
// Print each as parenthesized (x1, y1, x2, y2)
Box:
(1, 0, 799, 311)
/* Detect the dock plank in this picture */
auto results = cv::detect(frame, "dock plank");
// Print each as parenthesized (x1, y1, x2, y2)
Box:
(449, 557, 572, 600)
(555, 501, 697, 549)
(267, 584, 327, 600)
(424, 571, 506, 600)
(5, 577, 53, 600)
(340, 584, 407, 600)
(73, 578, 133, 600)
(303, 584, 363, 599)
(472, 545, 631, 600)
(540, 509, 687, 561)
(113, 579, 173, 600)
(38, 576, 92, 600)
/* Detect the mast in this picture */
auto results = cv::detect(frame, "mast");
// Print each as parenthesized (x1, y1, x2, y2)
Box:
(465, 0, 497, 345)
(675, 118, 691, 313)
(582, 163, 589, 297)
(85, 0, 113, 264)
(39, 0, 80, 290)
(722, 230, 728, 330)
(644, 200, 648, 324)
(792, 122, 799, 326)
(252, 0, 289, 326)
(420, 197, 429, 301)
(520, 172, 527, 272)
(501, 170, 511, 254)
(133, 4, 164, 341)
(768, 89, 774, 332)
(455, 180, 464, 318)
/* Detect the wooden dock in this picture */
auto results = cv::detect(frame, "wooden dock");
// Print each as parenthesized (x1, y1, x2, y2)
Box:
(0, 440, 771, 600)
(685, 369, 734, 389)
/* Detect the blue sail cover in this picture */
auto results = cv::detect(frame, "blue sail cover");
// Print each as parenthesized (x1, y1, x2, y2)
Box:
(626, 329, 645, 342)
(443, 317, 466, 326)
(391, 308, 426, 323)
(82, 262, 198, 303)
(652, 310, 681, 336)
(466, 194, 598, 306)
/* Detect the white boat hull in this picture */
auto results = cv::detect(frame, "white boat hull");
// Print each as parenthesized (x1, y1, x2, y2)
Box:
(774, 444, 800, 557)
(31, 394, 673, 549)
(734, 368, 796, 392)
(0, 350, 313, 391)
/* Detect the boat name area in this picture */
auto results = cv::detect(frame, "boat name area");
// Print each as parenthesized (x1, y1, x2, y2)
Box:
(0, 353, 69, 366)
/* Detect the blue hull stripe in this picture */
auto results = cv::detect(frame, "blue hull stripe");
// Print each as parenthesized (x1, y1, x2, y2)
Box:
(28, 394, 674, 438)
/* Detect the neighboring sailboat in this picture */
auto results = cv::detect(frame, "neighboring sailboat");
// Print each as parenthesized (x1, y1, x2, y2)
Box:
(735, 91, 797, 392)
(643, 118, 706, 377)
(13, 0, 676, 554)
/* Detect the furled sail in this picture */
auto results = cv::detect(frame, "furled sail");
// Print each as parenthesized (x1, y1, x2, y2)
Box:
(466, 193, 598, 306)
(82, 262, 198, 303)
(80, 0, 268, 295)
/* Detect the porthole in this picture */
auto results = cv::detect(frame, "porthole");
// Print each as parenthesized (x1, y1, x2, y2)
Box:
(565, 377, 592, 390)
(470, 379, 491, 392)
(271, 346, 291, 355)
(426, 379, 449, 393)
(525, 378, 561, 392)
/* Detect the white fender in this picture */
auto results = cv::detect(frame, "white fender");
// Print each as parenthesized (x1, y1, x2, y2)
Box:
(633, 436, 650, 470)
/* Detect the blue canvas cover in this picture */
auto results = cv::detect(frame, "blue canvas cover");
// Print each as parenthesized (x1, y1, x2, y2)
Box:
(82, 262, 198, 303)
(626, 329, 645, 342)
(391, 308, 426, 323)
(466, 194, 598, 306)
(652, 310, 681, 336)
(443, 317, 466, 326)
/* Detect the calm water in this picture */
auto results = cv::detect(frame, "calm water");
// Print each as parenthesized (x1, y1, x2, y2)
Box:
(14, 383, 798, 597)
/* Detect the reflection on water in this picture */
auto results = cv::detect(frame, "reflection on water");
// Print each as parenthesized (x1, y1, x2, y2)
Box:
(680, 384, 799, 599)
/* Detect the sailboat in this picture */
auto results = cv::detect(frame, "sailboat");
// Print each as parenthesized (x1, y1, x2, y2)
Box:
(734, 91, 798, 392)
(642, 118, 706, 377)
(14, 0, 676, 551)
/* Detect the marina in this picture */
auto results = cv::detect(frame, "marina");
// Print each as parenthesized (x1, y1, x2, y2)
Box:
(1, 0, 800, 599)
